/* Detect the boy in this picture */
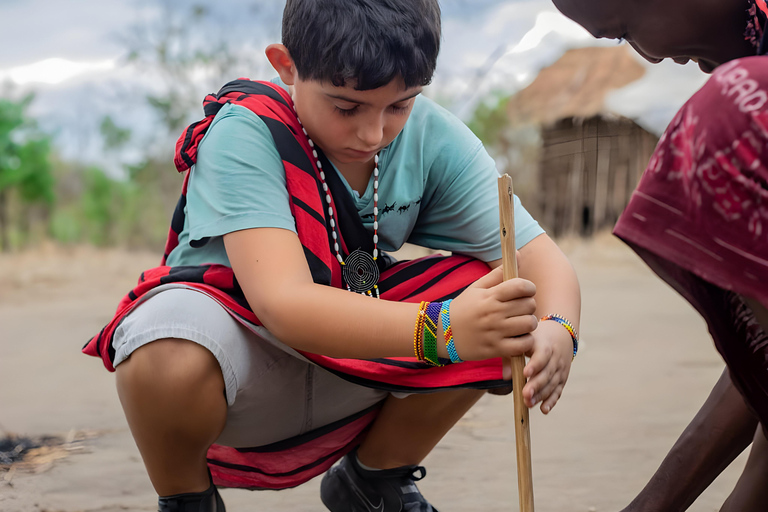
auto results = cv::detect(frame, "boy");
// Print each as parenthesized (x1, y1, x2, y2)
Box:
(85, 1, 581, 510)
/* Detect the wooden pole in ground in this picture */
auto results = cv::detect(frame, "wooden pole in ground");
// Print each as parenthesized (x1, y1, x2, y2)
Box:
(497, 173, 534, 512)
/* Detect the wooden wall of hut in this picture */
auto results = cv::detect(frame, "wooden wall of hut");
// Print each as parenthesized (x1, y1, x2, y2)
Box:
(538, 116, 658, 237)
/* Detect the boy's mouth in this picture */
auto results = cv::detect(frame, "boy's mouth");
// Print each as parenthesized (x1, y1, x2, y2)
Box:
(347, 148, 379, 159)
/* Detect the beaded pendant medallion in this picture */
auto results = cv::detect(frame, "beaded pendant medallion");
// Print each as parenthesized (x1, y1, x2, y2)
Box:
(342, 249, 380, 293)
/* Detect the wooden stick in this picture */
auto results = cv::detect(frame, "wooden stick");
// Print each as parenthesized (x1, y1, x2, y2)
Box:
(497, 174, 534, 512)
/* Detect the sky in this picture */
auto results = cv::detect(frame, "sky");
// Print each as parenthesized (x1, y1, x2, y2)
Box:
(0, 0, 709, 169)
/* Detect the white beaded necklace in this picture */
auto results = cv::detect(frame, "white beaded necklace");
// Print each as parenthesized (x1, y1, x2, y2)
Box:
(295, 115, 381, 298)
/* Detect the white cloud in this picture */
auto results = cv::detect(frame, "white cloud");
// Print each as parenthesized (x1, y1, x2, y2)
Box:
(437, 2, 601, 118)
(0, 0, 138, 69)
(0, 58, 116, 86)
(606, 58, 709, 135)
(437, 1, 709, 133)
(483, 0, 556, 37)
(0, 0, 711, 157)
(508, 10, 592, 54)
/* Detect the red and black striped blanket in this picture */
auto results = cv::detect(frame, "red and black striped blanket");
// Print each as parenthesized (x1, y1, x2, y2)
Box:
(83, 79, 507, 489)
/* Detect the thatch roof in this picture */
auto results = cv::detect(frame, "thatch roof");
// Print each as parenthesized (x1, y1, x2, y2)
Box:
(507, 45, 645, 126)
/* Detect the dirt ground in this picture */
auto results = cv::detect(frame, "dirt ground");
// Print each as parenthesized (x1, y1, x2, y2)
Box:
(0, 234, 751, 512)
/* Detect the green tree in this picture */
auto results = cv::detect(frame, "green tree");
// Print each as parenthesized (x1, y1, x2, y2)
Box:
(467, 93, 512, 147)
(0, 95, 54, 251)
(467, 92, 542, 215)
(80, 166, 125, 246)
(89, 0, 283, 250)
(100, 115, 131, 151)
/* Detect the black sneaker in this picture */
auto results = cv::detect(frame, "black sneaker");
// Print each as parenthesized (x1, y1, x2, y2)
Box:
(320, 449, 439, 512)
(157, 481, 225, 512)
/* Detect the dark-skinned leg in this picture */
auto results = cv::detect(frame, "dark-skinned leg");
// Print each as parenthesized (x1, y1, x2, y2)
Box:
(620, 369, 757, 512)
(718, 296, 768, 512)
(618, 247, 765, 511)
(357, 389, 484, 469)
(115, 338, 227, 496)
(720, 426, 768, 512)
(742, 296, 768, 329)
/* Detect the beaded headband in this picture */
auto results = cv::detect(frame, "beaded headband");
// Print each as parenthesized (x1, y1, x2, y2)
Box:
(746, 0, 768, 51)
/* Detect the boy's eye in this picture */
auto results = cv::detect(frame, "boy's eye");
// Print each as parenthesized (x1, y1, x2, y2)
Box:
(333, 102, 411, 117)
(334, 105, 359, 116)
(389, 104, 410, 115)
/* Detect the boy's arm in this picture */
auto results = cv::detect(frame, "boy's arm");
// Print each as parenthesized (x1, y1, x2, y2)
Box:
(510, 233, 581, 413)
(224, 226, 538, 361)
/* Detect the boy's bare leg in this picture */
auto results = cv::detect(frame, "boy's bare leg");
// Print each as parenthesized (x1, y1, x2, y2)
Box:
(115, 339, 227, 496)
(620, 369, 757, 512)
(357, 389, 484, 469)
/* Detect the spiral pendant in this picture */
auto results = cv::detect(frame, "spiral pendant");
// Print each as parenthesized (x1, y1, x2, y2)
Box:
(342, 249, 380, 294)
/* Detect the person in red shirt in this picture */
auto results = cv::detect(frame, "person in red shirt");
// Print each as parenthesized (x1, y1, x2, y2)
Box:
(552, 0, 768, 510)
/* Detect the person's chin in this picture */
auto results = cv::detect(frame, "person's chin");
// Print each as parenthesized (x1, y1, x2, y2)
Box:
(697, 60, 718, 73)
(687, 56, 719, 73)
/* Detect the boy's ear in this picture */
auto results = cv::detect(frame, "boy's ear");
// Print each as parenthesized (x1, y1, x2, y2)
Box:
(266, 44, 298, 86)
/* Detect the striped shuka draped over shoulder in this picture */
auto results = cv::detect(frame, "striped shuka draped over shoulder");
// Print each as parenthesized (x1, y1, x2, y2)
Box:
(82, 79, 508, 490)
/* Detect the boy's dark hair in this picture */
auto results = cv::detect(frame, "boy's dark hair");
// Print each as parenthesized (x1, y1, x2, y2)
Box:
(282, 0, 441, 90)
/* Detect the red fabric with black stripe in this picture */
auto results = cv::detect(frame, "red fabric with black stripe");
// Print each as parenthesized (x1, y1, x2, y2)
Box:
(83, 79, 506, 489)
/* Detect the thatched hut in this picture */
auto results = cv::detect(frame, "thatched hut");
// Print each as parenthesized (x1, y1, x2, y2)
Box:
(507, 45, 659, 237)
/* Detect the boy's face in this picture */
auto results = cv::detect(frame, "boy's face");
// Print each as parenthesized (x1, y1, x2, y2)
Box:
(290, 77, 422, 171)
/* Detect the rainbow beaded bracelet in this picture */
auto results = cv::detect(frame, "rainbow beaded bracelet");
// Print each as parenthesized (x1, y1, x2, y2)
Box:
(422, 302, 443, 366)
(541, 314, 579, 360)
(413, 301, 428, 361)
(440, 299, 463, 363)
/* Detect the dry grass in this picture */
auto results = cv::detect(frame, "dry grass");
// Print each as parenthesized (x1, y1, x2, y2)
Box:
(1, 430, 102, 481)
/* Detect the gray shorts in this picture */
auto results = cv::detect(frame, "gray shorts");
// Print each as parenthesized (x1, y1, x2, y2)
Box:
(112, 284, 388, 448)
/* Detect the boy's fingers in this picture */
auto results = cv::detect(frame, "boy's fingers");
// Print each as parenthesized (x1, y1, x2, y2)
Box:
(500, 314, 538, 338)
(523, 343, 552, 379)
(540, 385, 564, 414)
(501, 297, 537, 318)
(498, 334, 535, 357)
(524, 370, 548, 403)
(502, 357, 512, 380)
(493, 278, 536, 301)
(469, 266, 503, 290)
(530, 370, 560, 405)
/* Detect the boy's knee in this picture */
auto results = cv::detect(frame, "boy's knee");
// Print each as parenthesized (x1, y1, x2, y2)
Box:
(116, 339, 224, 396)
(115, 339, 227, 460)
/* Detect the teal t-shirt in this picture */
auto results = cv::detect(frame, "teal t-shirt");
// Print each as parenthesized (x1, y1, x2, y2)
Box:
(166, 89, 544, 268)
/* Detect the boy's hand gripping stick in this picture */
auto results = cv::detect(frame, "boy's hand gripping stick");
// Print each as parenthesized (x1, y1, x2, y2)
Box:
(498, 174, 534, 512)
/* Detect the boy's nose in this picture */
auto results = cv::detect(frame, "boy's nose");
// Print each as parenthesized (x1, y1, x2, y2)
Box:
(357, 117, 384, 148)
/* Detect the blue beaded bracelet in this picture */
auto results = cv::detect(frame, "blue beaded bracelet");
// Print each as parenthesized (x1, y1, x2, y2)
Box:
(440, 299, 463, 363)
(541, 314, 579, 360)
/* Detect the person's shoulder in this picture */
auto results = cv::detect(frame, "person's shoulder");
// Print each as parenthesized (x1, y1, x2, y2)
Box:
(196, 102, 280, 164)
(205, 78, 289, 133)
(209, 102, 265, 129)
(199, 102, 275, 151)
